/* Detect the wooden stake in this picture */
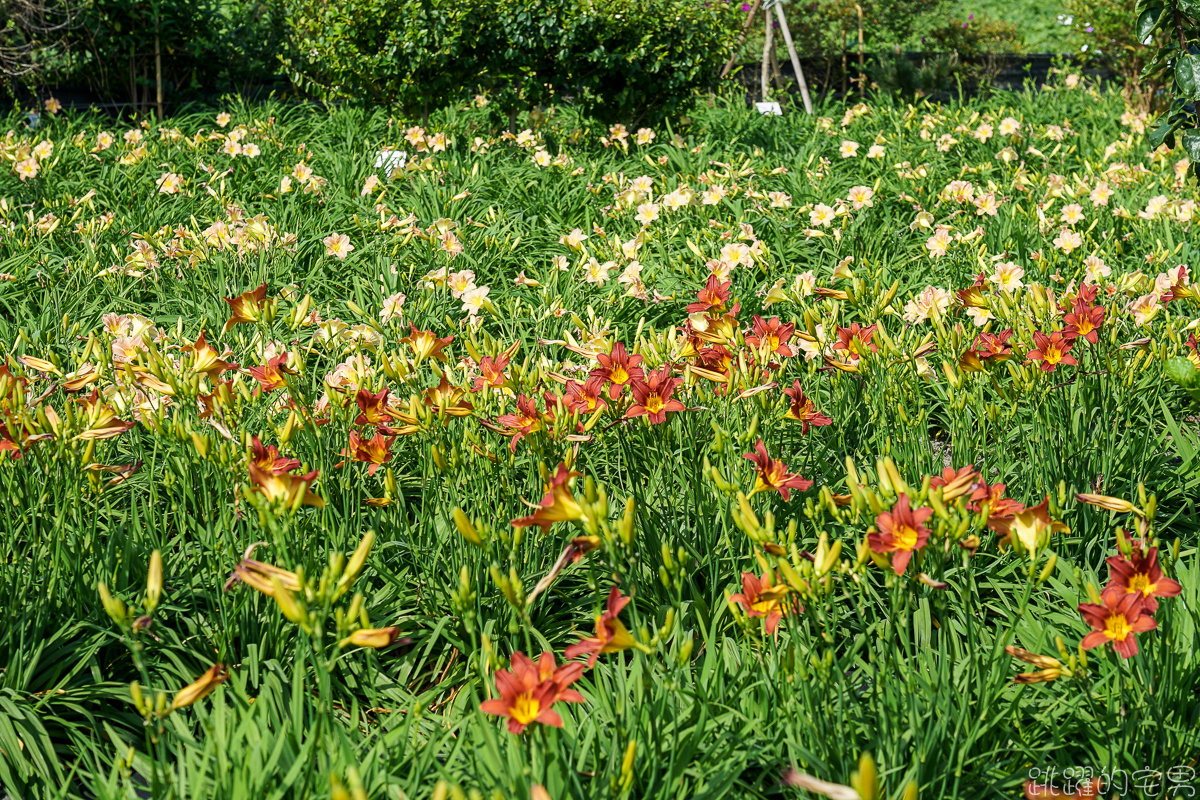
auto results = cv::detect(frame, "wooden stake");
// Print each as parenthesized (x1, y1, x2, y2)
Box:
(761, 6, 772, 103)
(773, 2, 813, 114)
(720, 0, 762, 79)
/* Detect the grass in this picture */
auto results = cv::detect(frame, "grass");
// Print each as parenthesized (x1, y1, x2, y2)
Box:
(944, 0, 1073, 52)
(0, 81, 1198, 800)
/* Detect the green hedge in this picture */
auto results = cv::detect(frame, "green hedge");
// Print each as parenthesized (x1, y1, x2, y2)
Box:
(278, 0, 743, 124)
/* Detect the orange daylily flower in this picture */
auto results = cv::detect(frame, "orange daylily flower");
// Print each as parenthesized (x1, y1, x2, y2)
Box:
(782, 380, 832, 433)
(247, 462, 325, 508)
(1027, 330, 1077, 372)
(1104, 546, 1181, 613)
(729, 569, 794, 634)
(246, 354, 296, 393)
(185, 331, 237, 378)
(471, 353, 512, 392)
(626, 366, 684, 424)
(402, 324, 453, 363)
(591, 342, 644, 399)
(512, 463, 584, 532)
(743, 439, 813, 501)
(867, 493, 933, 575)
(1079, 590, 1156, 659)
(480, 651, 585, 734)
(565, 586, 637, 667)
(75, 390, 136, 440)
(340, 429, 395, 475)
(423, 374, 474, 417)
(223, 283, 269, 331)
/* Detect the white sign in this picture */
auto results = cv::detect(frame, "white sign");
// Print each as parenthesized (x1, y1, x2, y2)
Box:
(374, 150, 408, 171)
(756, 102, 783, 116)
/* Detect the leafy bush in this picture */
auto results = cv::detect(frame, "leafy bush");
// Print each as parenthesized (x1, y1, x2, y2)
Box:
(72, 0, 286, 105)
(923, 13, 1024, 56)
(1065, 0, 1154, 107)
(279, 0, 742, 124)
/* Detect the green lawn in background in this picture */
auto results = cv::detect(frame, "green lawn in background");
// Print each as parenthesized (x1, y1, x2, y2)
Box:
(944, 0, 1074, 52)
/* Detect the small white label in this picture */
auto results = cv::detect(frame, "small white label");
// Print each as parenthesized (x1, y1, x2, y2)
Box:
(374, 150, 408, 171)
(756, 102, 783, 116)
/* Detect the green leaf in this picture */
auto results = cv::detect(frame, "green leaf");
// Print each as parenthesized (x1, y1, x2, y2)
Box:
(1137, 7, 1167, 41)
(1182, 129, 1200, 161)
(1149, 114, 1180, 148)
(1177, 54, 1200, 98)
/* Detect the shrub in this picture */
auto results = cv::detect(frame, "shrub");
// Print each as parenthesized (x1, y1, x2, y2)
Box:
(279, 0, 742, 125)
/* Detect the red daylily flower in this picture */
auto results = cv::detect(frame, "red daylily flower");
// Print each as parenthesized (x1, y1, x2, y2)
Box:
(625, 366, 685, 424)
(973, 328, 1014, 360)
(496, 394, 549, 452)
(565, 587, 637, 667)
(729, 570, 794, 634)
(745, 316, 796, 358)
(1079, 590, 1156, 659)
(560, 376, 608, 414)
(354, 387, 393, 426)
(479, 651, 586, 734)
(591, 342, 645, 400)
(832, 323, 878, 361)
(685, 274, 731, 314)
(1027, 331, 1077, 372)
(868, 493, 933, 575)
(782, 380, 832, 433)
(743, 439, 813, 501)
(249, 435, 300, 474)
(1063, 300, 1105, 344)
(1104, 546, 1181, 613)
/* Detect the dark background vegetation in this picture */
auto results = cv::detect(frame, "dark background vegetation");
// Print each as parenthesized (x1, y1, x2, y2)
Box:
(0, 0, 1152, 120)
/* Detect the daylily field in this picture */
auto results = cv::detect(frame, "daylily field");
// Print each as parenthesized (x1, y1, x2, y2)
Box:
(1, 83, 1200, 800)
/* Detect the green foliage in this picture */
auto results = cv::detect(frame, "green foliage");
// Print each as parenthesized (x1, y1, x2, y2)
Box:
(279, 0, 741, 125)
(69, 0, 286, 103)
(924, 14, 1024, 56)
(1, 86, 1199, 799)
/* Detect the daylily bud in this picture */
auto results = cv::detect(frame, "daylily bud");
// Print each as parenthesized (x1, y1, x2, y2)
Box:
(98, 582, 126, 625)
(340, 626, 399, 648)
(340, 530, 375, 592)
(165, 664, 228, 714)
(270, 576, 306, 625)
(1075, 493, 1138, 514)
(145, 550, 163, 613)
(453, 507, 483, 547)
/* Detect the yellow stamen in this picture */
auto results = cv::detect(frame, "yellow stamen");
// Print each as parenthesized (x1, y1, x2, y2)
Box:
(511, 694, 540, 725)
